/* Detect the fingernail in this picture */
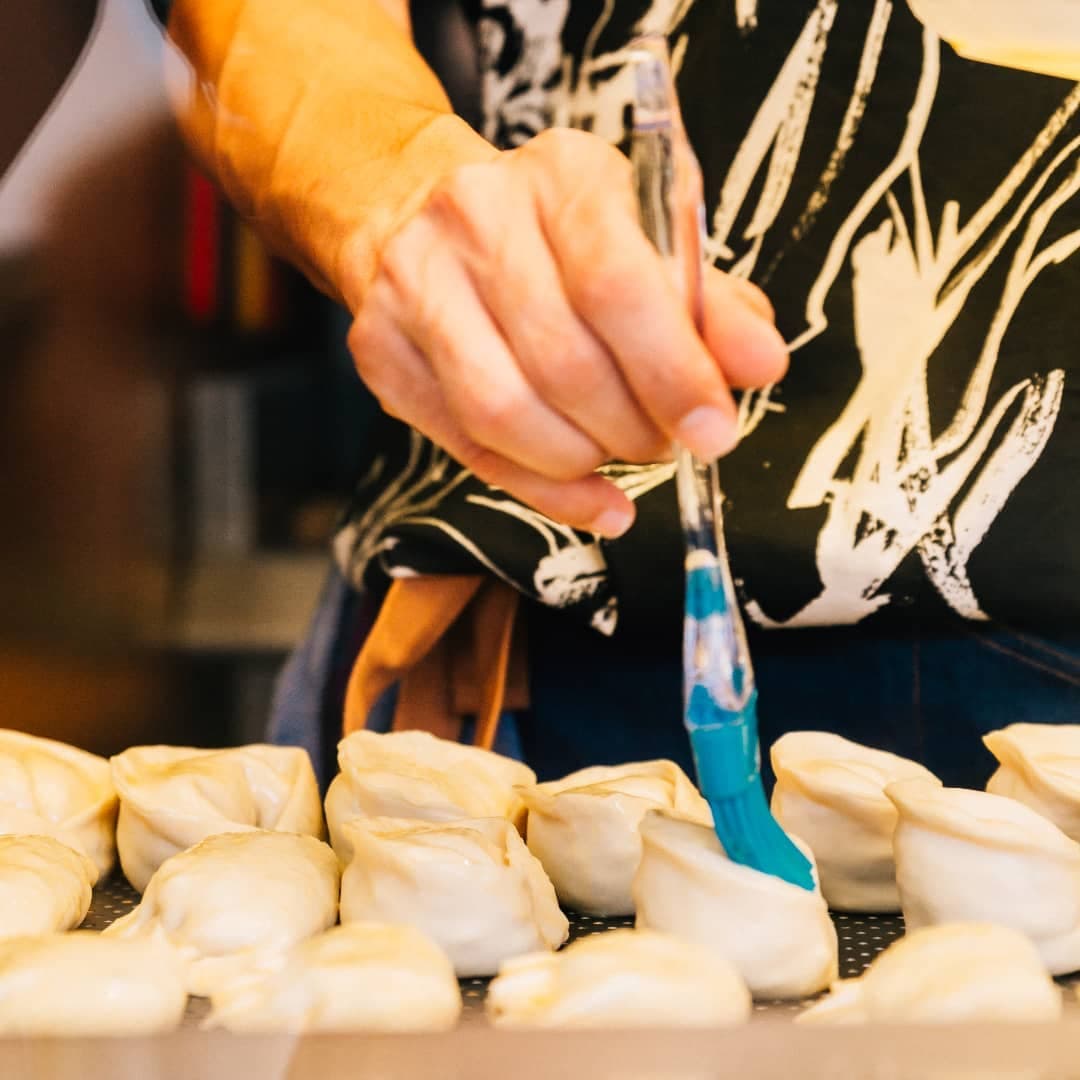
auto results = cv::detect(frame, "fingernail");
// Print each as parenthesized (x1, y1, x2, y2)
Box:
(591, 505, 635, 539)
(676, 405, 739, 460)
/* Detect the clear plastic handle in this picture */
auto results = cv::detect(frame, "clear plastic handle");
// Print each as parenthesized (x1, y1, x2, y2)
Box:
(626, 36, 754, 716)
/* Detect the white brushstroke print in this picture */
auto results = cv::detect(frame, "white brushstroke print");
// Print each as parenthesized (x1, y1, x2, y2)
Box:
(719, 0, 892, 442)
(735, 0, 760, 33)
(333, 430, 477, 586)
(749, 34, 1077, 626)
(336, 434, 676, 635)
(553, 0, 1075, 626)
(463, 462, 677, 634)
(341, 2, 1076, 635)
(548, 0, 699, 140)
(708, 0, 839, 278)
(476, 0, 570, 144)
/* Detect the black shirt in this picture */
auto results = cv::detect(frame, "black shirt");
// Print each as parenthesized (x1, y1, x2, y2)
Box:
(154, 1, 1080, 639)
(341, 1, 1080, 644)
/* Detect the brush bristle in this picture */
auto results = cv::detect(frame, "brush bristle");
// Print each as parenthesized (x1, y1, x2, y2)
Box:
(710, 785, 815, 891)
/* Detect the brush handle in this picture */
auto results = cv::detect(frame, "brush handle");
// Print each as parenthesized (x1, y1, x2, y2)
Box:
(628, 45, 816, 891)
(628, 37, 754, 719)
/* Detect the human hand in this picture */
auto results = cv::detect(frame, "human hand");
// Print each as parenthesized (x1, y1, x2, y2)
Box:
(347, 128, 787, 538)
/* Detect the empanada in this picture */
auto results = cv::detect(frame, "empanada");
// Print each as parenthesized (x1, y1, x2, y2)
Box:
(521, 760, 711, 916)
(632, 809, 837, 999)
(111, 743, 324, 892)
(486, 928, 751, 1028)
(0, 931, 186, 1036)
(106, 830, 340, 996)
(0, 834, 95, 938)
(888, 779, 1080, 975)
(985, 723, 1080, 842)
(206, 922, 461, 1033)
(325, 730, 535, 863)
(799, 922, 1062, 1024)
(770, 731, 940, 912)
(0, 729, 116, 880)
(340, 816, 567, 977)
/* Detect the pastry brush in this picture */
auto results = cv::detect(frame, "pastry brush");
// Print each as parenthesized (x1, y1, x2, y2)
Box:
(626, 36, 814, 890)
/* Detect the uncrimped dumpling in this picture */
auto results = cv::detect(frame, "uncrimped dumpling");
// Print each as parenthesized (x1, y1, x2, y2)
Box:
(521, 760, 711, 916)
(486, 928, 751, 1029)
(770, 732, 941, 912)
(887, 779, 1080, 976)
(324, 730, 535, 862)
(0, 835, 96, 938)
(0, 931, 186, 1036)
(985, 723, 1080, 842)
(206, 922, 461, 1033)
(632, 809, 838, 999)
(799, 922, 1063, 1025)
(105, 830, 340, 996)
(110, 743, 324, 892)
(0, 728, 116, 880)
(339, 816, 567, 977)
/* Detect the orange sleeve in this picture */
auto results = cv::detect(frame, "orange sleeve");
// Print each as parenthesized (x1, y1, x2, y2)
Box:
(166, 0, 499, 310)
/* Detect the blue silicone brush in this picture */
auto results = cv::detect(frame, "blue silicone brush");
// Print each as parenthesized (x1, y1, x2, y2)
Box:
(627, 37, 814, 890)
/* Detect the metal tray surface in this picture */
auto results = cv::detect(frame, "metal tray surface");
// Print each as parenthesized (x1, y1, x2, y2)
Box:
(85, 876, 1080, 1021)
(80, 875, 924, 1024)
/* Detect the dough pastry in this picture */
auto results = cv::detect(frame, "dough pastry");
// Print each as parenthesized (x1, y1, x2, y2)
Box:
(0, 728, 116, 880)
(0, 931, 187, 1036)
(206, 922, 461, 1033)
(325, 730, 535, 862)
(770, 732, 941, 912)
(0, 835, 95, 938)
(486, 928, 751, 1028)
(111, 743, 324, 892)
(887, 779, 1080, 975)
(985, 723, 1080, 842)
(521, 760, 711, 916)
(106, 830, 340, 996)
(632, 809, 837, 999)
(799, 922, 1063, 1025)
(339, 816, 568, 977)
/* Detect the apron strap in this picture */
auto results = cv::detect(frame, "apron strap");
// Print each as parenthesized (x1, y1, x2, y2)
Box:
(343, 575, 527, 750)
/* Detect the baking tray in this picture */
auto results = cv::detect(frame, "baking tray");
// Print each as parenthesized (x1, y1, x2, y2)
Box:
(0, 878, 1068, 1080)
(87, 874, 1058, 1025)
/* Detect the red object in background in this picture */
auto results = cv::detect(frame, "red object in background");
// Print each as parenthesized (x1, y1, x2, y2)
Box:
(183, 165, 220, 324)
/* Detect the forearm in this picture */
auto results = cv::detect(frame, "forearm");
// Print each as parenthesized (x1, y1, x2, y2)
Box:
(166, 0, 498, 309)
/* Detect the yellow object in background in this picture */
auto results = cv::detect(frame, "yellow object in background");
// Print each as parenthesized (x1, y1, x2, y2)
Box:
(234, 220, 276, 333)
(908, 0, 1080, 80)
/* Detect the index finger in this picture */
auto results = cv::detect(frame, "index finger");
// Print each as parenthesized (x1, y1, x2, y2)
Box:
(549, 194, 785, 460)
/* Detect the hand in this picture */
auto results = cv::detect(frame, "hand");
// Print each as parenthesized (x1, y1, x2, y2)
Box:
(347, 128, 787, 538)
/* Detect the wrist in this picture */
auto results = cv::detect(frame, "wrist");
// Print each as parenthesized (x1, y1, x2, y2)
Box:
(337, 113, 500, 313)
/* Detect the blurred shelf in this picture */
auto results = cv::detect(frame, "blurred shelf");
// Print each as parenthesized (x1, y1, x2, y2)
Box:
(162, 552, 328, 653)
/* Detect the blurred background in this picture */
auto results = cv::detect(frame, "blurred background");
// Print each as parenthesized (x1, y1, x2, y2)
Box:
(0, 0, 385, 754)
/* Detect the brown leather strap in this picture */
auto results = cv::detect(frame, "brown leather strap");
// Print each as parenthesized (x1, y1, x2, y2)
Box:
(342, 575, 481, 736)
(342, 575, 527, 749)
(463, 580, 520, 751)
(392, 630, 462, 742)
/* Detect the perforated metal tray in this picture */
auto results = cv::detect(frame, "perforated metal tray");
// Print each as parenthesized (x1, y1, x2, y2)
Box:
(80, 876, 931, 1024)
(86, 876, 1080, 1022)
